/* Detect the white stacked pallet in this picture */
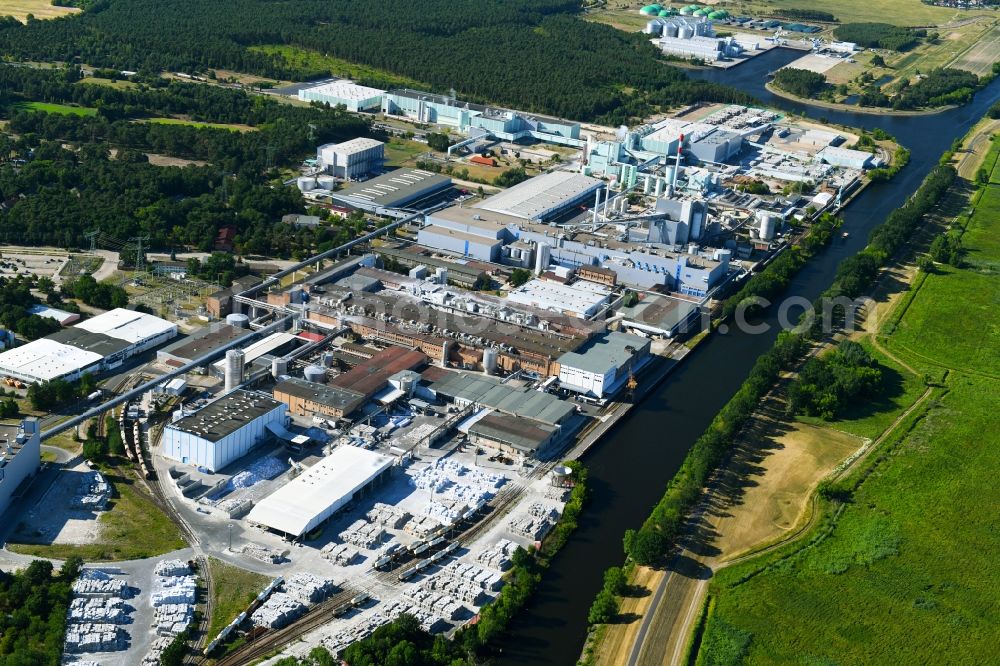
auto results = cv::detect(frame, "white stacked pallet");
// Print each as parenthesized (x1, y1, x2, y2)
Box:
(476, 538, 518, 571)
(250, 592, 306, 629)
(283, 572, 337, 604)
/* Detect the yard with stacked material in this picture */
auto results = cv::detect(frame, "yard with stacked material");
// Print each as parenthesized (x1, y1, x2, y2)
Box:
(696, 137, 1000, 665)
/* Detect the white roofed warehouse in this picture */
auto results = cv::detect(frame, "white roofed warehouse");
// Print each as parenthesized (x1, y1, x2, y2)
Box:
(557, 331, 651, 399)
(161, 390, 287, 472)
(473, 171, 603, 222)
(297, 80, 385, 112)
(317, 138, 385, 180)
(246, 446, 395, 538)
(0, 308, 177, 384)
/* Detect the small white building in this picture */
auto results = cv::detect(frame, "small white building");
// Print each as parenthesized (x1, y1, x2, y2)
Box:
(317, 138, 385, 180)
(557, 331, 651, 399)
(161, 390, 287, 472)
(816, 146, 873, 170)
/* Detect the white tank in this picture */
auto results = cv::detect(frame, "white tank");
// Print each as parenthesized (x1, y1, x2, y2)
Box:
(304, 365, 326, 383)
(483, 347, 499, 375)
(271, 358, 288, 379)
(316, 175, 336, 190)
(226, 313, 249, 328)
(297, 176, 316, 192)
(757, 211, 778, 240)
(534, 242, 551, 274)
(665, 23, 679, 38)
(645, 20, 663, 35)
(321, 352, 334, 368)
(680, 25, 695, 39)
(224, 349, 244, 393)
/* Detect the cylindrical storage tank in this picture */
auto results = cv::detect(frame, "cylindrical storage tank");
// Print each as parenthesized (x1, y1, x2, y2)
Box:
(321, 352, 334, 368)
(304, 365, 326, 383)
(271, 357, 288, 379)
(665, 22, 679, 37)
(297, 176, 316, 192)
(758, 213, 777, 241)
(316, 175, 335, 190)
(693, 9, 708, 17)
(644, 20, 662, 35)
(680, 7, 694, 15)
(226, 313, 249, 328)
(224, 349, 244, 393)
(483, 347, 499, 375)
(400, 374, 416, 395)
(663, 165, 676, 186)
(534, 241, 551, 274)
(680, 25, 695, 38)
(640, 4, 662, 15)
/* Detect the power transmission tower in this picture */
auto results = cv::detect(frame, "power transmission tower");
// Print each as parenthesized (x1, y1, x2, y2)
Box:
(129, 235, 150, 275)
(84, 230, 99, 253)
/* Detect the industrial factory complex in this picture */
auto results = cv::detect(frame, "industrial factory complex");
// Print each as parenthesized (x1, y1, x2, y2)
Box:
(0, 43, 888, 663)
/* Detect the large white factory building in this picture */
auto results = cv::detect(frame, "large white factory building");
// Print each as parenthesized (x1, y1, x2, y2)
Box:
(0, 309, 177, 384)
(0, 418, 40, 518)
(161, 390, 288, 472)
(317, 138, 385, 180)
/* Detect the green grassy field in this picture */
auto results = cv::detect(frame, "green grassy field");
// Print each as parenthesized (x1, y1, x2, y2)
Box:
(77, 77, 138, 90)
(205, 558, 270, 643)
(248, 44, 427, 89)
(697, 136, 1000, 665)
(12, 101, 97, 117)
(142, 117, 256, 132)
(8, 467, 186, 561)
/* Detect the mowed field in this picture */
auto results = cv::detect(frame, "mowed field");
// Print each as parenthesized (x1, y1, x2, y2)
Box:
(950, 21, 1000, 76)
(697, 137, 1000, 665)
(729, 0, 989, 26)
(0, 0, 79, 22)
(13, 101, 96, 116)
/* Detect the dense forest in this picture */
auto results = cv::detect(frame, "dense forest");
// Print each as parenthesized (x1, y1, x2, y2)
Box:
(0, 0, 751, 124)
(0, 275, 64, 340)
(772, 68, 827, 98)
(0, 558, 82, 665)
(833, 23, 923, 51)
(0, 65, 379, 254)
(788, 340, 883, 419)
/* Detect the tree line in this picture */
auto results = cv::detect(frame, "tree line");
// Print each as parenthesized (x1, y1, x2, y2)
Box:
(772, 68, 828, 98)
(0, 0, 752, 124)
(788, 340, 883, 419)
(0, 557, 83, 665)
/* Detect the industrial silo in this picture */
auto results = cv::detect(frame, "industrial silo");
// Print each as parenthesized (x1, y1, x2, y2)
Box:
(664, 22, 680, 38)
(224, 349, 244, 393)
(297, 176, 316, 192)
(482, 347, 499, 375)
(534, 241, 551, 274)
(226, 313, 249, 328)
(321, 351, 335, 368)
(679, 6, 694, 15)
(680, 24, 695, 39)
(271, 357, 288, 379)
(304, 365, 326, 383)
(645, 20, 663, 35)
(756, 211, 778, 240)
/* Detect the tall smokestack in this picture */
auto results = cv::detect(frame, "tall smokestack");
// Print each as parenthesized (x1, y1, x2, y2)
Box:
(592, 187, 601, 224)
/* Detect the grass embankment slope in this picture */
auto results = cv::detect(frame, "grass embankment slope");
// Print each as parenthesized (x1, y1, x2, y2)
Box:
(8, 466, 186, 561)
(247, 44, 426, 90)
(697, 136, 1000, 665)
(205, 558, 270, 643)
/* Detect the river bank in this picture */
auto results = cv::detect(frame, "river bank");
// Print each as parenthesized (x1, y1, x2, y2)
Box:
(764, 81, 957, 116)
(495, 47, 1000, 666)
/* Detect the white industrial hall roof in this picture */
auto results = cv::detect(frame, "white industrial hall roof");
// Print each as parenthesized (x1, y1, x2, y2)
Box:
(0, 338, 102, 382)
(73, 308, 176, 344)
(245, 446, 394, 537)
(505, 278, 611, 317)
(324, 138, 384, 155)
(473, 171, 602, 220)
(299, 80, 385, 101)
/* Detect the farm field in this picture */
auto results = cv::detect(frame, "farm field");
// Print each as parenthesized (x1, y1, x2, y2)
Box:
(697, 135, 1000, 665)
(727, 0, 989, 26)
(77, 76, 139, 90)
(948, 21, 1000, 77)
(12, 101, 97, 116)
(0, 0, 79, 22)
